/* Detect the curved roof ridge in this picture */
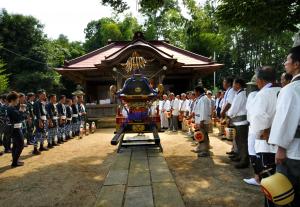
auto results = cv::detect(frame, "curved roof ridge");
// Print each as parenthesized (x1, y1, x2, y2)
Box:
(65, 43, 116, 66)
(104, 38, 174, 60)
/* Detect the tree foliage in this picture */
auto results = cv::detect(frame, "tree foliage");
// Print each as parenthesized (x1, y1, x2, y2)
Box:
(0, 60, 9, 94)
(100, 0, 129, 13)
(216, 0, 300, 35)
(141, 0, 186, 47)
(83, 16, 141, 52)
(0, 9, 85, 94)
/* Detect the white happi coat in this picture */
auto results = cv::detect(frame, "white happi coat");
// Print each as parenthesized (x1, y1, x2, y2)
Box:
(179, 99, 189, 113)
(246, 91, 259, 156)
(194, 95, 211, 124)
(159, 99, 170, 128)
(227, 89, 248, 126)
(269, 74, 300, 160)
(222, 87, 236, 115)
(171, 98, 180, 116)
(250, 83, 280, 153)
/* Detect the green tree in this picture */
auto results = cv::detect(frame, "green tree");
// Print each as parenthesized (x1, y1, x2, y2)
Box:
(141, 0, 186, 47)
(0, 9, 48, 75)
(14, 70, 62, 94)
(0, 60, 9, 94)
(0, 9, 86, 94)
(46, 35, 85, 96)
(83, 16, 141, 52)
(216, 0, 300, 35)
(100, 0, 129, 13)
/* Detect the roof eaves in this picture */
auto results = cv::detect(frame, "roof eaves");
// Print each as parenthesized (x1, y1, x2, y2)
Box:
(64, 43, 116, 66)
(159, 42, 212, 62)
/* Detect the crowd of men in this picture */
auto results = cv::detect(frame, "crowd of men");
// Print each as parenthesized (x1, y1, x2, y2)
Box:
(0, 90, 87, 168)
(155, 45, 300, 207)
(1, 45, 299, 206)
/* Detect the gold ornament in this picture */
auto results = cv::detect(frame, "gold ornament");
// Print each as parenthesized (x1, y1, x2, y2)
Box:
(121, 51, 150, 73)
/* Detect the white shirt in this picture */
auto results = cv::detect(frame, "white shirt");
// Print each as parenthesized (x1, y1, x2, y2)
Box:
(246, 91, 259, 134)
(215, 98, 224, 110)
(222, 87, 236, 115)
(194, 95, 211, 124)
(251, 84, 280, 153)
(162, 100, 171, 112)
(227, 90, 248, 126)
(158, 100, 163, 112)
(269, 74, 300, 160)
(179, 99, 189, 112)
(171, 98, 180, 116)
(246, 91, 259, 156)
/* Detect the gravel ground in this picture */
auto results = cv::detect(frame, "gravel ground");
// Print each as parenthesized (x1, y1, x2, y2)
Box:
(0, 128, 263, 207)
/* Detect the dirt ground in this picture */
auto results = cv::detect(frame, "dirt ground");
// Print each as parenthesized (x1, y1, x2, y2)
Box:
(0, 128, 263, 207)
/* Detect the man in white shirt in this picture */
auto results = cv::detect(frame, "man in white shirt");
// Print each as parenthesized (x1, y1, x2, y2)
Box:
(250, 66, 281, 207)
(269, 46, 300, 207)
(170, 93, 180, 132)
(221, 77, 237, 155)
(159, 94, 170, 129)
(243, 77, 260, 186)
(179, 93, 189, 131)
(228, 78, 249, 169)
(221, 77, 236, 118)
(193, 86, 211, 157)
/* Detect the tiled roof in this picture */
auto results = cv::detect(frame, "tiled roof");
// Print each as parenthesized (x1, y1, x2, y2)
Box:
(58, 38, 222, 71)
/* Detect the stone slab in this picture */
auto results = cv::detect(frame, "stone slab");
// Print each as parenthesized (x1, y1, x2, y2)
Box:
(153, 182, 185, 207)
(131, 149, 148, 160)
(130, 158, 149, 171)
(124, 186, 154, 207)
(150, 168, 174, 183)
(110, 157, 131, 171)
(117, 149, 132, 156)
(95, 185, 125, 207)
(148, 157, 169, 171)
(128, 169, 151, 186)
(104, 170, 128, 185)
(147, 151, 163, 157)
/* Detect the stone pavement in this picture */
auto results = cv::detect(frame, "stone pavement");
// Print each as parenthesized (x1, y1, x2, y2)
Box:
(95, 148, 185, 207)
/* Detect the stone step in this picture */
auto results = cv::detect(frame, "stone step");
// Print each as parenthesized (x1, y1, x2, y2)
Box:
(95, 185, 125, 207)
(97, 146, 185, 207)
